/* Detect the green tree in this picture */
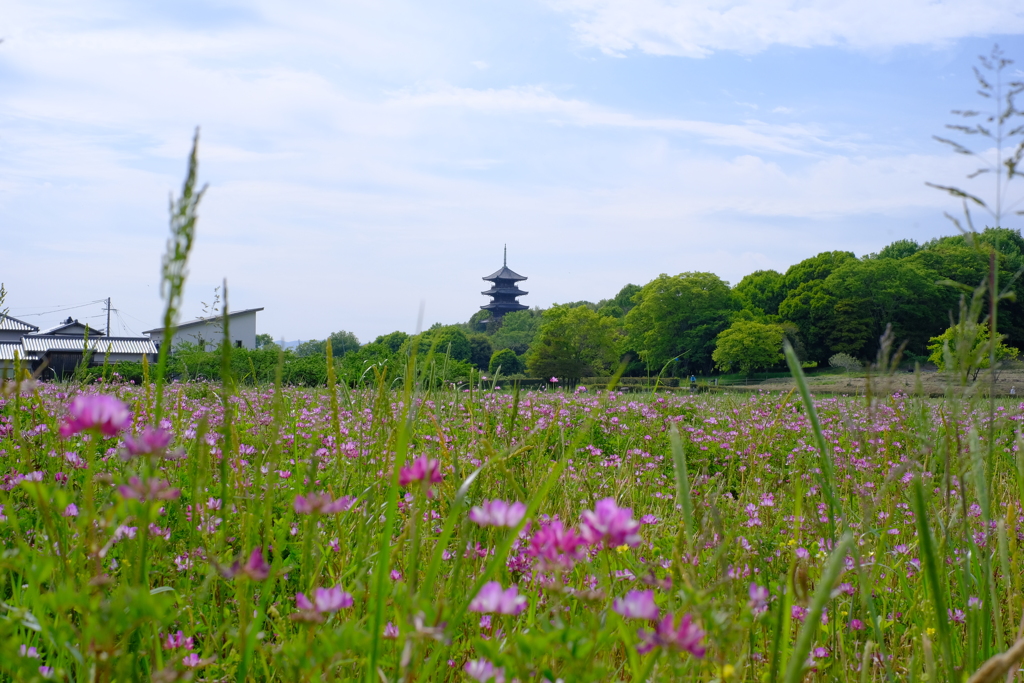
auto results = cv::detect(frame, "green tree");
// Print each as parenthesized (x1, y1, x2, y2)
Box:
(712, 320, 784, 375)
(488, 348, 525, 375)
(927, 322, 1019, 380)
(295, 330, 359, 358)
(526, 306, 621, 382)
(491, 309, 542, 355)
(255, 333, 276, 349)
(467, 333, 494, 370)
(429, 327, 472, 362)
(735, 270, 785, 316)
(624, 272, 739, 374)
(870, 238, 920, 260)
(374, 331, 410, 353)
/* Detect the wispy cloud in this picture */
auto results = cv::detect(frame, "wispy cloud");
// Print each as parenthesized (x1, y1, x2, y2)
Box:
(389, 83, 849, 155)
(552, 0, 1024, 57)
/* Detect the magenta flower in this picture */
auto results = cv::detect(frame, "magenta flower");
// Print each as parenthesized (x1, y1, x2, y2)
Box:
(293, 492, 355, 514)
(383, 622, 399, 639)
(469, 499, 527, 528)
(638, 613, 705, 657)
(399, 455, 442, 487)
(117, 477, 181, 502)
(580, 498, 642, 549)
(549, 377, 558, 383)
(123, 426, 172, 457)
(294, 586, 353, 620)
(163, 631, 194, 651)
(613, 590, 660, 621)
(464, 659, 505, 683)
(314, 586, 353, 612)
(527, 520, 587, 570)
(63, 503, 79, 518)
(229, 548, 270, 581)
(748, 583, 769, 614)
(469, 581, 527, 615)
(60, 394, 132, 438)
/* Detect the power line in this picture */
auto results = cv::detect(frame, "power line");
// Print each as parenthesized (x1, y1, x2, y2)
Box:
(10, 300, 107, 317)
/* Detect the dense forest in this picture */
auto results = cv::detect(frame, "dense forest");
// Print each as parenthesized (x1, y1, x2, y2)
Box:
(109, 227, 1023, 387)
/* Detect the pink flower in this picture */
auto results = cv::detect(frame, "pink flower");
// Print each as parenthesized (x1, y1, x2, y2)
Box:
(383, 622, 399, 639)
(849, 619, 866, 631)
(527, 520, 587, 570)
(399, 455, 442, 487)
(638, 613, 705, 657)
(613, 590, 660, 621)
(163, 631, 194, 650)
(469, 499, 527, 528)
(748, 583, 769, 614)
(123, 426, 172, 457)
(580, 498, 642, 549)
(469, 581, 527, 615)
(229, 548, 270, 581)
(182, 653, 202, 668)
(117, 477, 181, 502)
(60, 394, 132, 438)
(63, 503, 79, 518)
(549, 377, 559, 383)
(293, 492, 355, 514)
(464, 659, 505, 683)
(314, 586, 353, 612)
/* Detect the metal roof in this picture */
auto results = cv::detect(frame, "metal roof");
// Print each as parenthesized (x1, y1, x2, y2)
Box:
(0, 314, 39, 333)
(20, 336, 157, 355)
(143, 307, 264, 334)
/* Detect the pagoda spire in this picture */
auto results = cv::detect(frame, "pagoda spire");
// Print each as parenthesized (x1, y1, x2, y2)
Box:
(503, 244, 507, 267)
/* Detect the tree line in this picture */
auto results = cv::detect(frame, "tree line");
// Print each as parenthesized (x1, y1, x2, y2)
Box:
(106, 226, 1013, 388)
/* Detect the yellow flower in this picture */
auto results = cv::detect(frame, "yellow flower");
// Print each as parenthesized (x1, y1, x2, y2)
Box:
(616, 544, 630, 554)
(718, 664, 735, 679)
(926, 627, 936, 637)
(786, 539, 797, 546)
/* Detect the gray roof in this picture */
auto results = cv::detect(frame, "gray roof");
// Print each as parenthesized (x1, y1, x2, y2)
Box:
(35, 320, 105, 336)
(482, 266, 527, 282)
(0, 314, 39, 333)
(21, 336, 157, 355)
(143, 307, 264, 334)
(0, 342, 28, 361)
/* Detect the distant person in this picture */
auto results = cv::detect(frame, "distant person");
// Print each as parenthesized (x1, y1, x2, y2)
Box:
(1012, 386, 1016, 396)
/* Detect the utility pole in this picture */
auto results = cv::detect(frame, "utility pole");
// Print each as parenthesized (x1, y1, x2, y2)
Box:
(106, 297, 111, 336)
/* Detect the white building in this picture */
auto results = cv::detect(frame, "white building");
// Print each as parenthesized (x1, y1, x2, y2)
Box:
(144, 307, 263, 352)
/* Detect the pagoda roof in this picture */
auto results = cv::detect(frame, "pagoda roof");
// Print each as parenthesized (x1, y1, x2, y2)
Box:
(482, 265, 527, 282)
(482, 285, 529, 297)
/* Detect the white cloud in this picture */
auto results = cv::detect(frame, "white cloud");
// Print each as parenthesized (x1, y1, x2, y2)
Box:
(552, 0, 1024, 57)
(388, 83, 849, 155)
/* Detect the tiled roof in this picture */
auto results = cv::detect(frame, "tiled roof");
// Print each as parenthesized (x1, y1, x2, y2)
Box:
(482, 266, 527, 282)
(20, 336, 157, 355)
(0, 314, 39, 333)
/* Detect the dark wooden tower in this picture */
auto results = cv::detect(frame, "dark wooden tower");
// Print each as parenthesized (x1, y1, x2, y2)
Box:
(481, 246, 528, 320)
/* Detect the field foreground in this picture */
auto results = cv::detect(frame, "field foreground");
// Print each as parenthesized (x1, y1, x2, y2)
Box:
(1, 378, 1022, 682)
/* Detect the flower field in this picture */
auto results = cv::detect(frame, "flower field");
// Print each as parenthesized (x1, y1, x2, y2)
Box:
(1, 369, 1022, 682)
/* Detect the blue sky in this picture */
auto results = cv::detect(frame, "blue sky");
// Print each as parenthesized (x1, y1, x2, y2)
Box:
(2, 1, 1024, 342)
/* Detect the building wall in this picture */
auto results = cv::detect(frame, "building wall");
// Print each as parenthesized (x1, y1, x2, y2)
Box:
(148, 311, 259, 351)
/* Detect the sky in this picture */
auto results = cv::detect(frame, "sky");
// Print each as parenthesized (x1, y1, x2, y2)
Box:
(2, 1, 1024, 343)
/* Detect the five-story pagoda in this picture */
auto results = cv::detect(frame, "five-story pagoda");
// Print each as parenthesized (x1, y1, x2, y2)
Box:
(481, 247, 528, 322)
